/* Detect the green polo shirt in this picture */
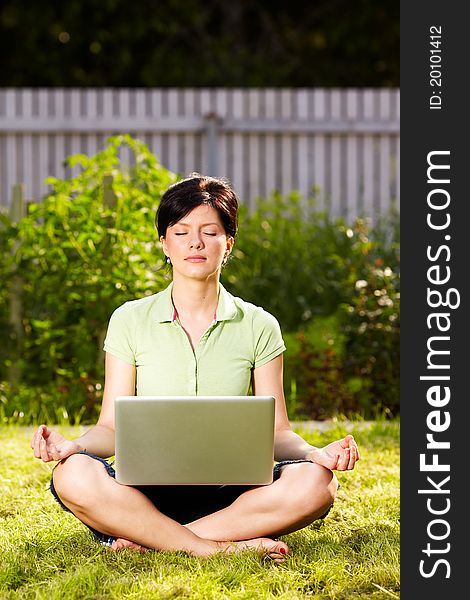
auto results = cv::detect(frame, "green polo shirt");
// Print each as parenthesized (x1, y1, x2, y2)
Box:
(103, 282, 286, 396)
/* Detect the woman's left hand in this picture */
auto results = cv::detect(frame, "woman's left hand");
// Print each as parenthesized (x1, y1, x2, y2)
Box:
(306, 434, 360, 471)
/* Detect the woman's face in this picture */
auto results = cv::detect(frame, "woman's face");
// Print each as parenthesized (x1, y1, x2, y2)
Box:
(160, 204, 234, 281)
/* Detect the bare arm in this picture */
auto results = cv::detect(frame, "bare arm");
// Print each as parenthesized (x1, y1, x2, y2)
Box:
(252, 354, 314, 461)
(252, 354, 360, 470)
(77, 353, 136, 457)
(31, 353, 135, 462)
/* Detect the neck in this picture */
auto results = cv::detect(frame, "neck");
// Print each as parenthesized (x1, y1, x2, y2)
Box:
(171, 274, 220, 319)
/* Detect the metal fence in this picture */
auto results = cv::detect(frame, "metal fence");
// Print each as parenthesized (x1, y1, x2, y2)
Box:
(0, 88, 399, 222)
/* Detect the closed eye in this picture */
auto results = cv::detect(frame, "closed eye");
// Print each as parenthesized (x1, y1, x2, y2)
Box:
(203, 232, 217, 236)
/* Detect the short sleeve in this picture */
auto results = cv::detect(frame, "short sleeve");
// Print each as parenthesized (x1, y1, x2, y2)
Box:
(252, 308, 286, 368)
(103, 303, 136, 365)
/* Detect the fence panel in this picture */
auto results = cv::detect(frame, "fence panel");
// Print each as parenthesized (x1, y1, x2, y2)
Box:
(0, 88, 400, 222)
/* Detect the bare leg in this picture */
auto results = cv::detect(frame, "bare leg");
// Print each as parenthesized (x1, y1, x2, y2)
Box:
(52, 454, 288, 559)
(185, 462, 338, 541)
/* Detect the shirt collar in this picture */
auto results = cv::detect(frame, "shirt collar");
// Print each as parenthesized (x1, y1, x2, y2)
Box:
(153, 282, 237, 323)
(215, 282, 238, 321)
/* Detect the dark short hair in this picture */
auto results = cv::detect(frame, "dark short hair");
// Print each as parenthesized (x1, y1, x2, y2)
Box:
(156, 173, 239, 238)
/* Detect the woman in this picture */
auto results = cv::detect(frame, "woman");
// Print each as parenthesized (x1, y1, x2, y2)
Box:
(31, 174, 360, 561)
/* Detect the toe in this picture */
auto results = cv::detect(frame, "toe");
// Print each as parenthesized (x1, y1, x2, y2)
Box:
(110, 538, 144, 552)
(275, 541, 289, 555)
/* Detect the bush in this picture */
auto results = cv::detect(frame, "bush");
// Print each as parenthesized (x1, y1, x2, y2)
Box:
(279, 214, 400, 420)
(0, 136, 400, 422)
(282, 316, 356, 420)
(0, 135, 176, 406)
(339, 262, 400, 417)
(0, 380, 100, 425)
(282, 265, 400, 421)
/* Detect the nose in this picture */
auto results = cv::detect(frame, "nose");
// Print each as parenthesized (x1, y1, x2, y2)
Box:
(189, 235, 203, 249)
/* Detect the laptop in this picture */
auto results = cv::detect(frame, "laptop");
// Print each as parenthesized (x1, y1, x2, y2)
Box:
(114, 395, 275, 485)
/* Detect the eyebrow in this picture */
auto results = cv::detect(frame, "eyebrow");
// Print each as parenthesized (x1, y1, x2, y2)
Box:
(175, 222, 221, 227)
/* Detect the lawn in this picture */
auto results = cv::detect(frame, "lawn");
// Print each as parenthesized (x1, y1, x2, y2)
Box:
(0, 422, 399, 599)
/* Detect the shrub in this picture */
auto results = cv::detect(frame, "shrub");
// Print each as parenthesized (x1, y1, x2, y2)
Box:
(282, 316, 357, 420)
(0, 380, 100, 425)
(280, 213, 400, 419)
(0, 135, 176, 406)
(339, 262, 400, 416)
(0, 135, 400, 422)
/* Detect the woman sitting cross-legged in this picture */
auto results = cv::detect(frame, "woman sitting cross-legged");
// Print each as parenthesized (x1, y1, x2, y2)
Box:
(31, 174, 360, 562)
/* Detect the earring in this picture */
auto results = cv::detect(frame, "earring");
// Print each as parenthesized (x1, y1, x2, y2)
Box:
(166, 257, 171, 264)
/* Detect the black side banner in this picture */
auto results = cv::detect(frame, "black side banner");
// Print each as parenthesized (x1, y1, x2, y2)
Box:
(401, 2, 468, 597)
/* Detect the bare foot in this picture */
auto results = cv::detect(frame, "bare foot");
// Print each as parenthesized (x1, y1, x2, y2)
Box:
(110, 537, 148, 553)
(109, 536, 288, 562)
(220, 537, 289, 563)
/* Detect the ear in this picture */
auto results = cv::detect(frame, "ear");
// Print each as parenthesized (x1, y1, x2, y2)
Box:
(225, 236, 234, 256)
(160, 235, 168, 256)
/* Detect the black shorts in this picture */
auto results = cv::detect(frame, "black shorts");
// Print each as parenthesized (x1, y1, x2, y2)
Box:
(49, 452, 314, 547)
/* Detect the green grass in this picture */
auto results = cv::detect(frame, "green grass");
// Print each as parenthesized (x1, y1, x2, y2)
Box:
(0, 422, 400, 599)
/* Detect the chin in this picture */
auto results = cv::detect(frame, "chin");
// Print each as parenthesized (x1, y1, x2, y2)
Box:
(181, 264, 220, 279)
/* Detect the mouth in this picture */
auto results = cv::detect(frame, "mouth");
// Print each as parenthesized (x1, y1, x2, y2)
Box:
(185, 256, 207, 262)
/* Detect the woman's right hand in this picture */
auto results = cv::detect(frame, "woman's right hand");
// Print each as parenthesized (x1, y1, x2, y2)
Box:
(31, 424, 81, 463)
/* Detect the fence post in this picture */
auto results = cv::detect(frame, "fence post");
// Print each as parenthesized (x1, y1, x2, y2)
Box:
(204, 112, 221, 177)
(8, 183, 27, 385)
